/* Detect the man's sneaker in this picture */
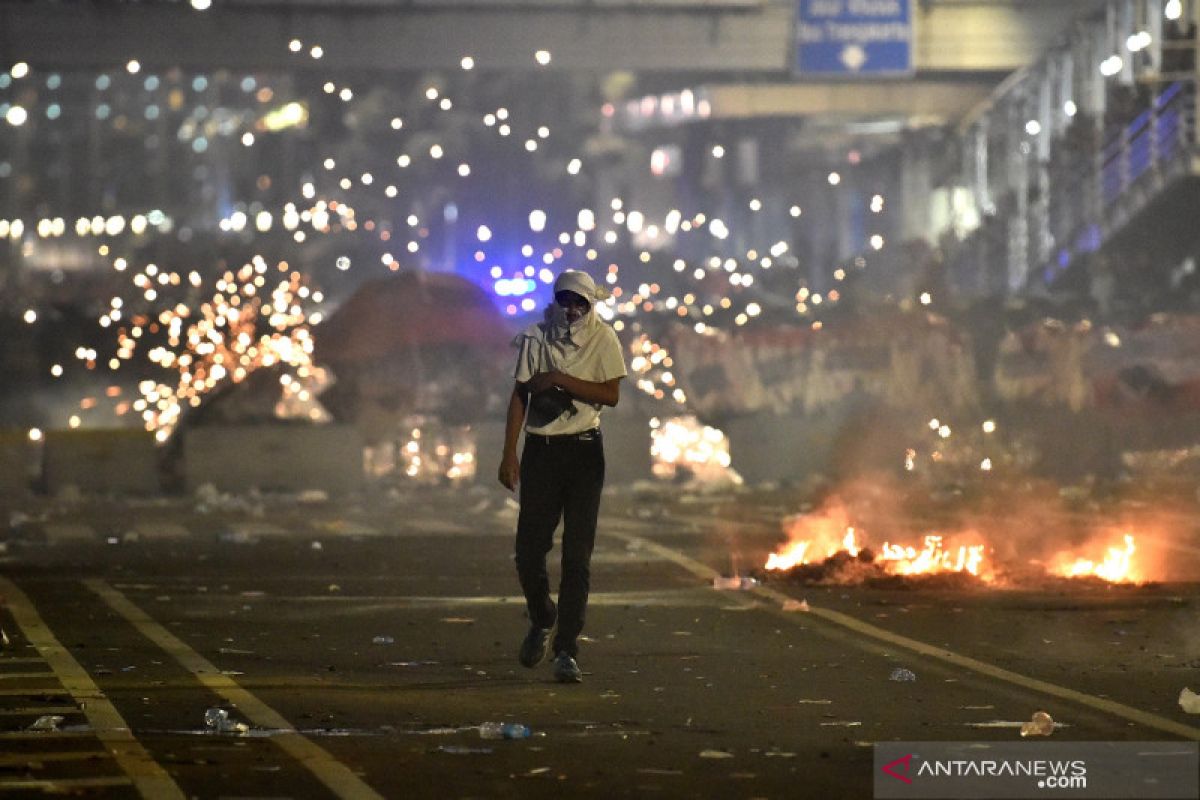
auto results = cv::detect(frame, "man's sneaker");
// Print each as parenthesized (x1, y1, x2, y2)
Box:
(518, 626, 552, 668)
(552, 651, 582, 683)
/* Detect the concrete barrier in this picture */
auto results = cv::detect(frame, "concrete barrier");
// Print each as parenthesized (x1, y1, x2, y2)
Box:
(184, 424, 364, 494)
(43, 429, 160, 495)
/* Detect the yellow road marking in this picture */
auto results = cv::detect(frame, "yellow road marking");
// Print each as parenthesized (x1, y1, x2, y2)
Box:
(607, 529, 1200, 741)
(86, 579, 384, 800)
(0, 577, 185, 799)
(0, 688, 70, 696)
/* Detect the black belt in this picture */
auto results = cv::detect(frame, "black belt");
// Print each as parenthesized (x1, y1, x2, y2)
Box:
(527, 429, 601, 444)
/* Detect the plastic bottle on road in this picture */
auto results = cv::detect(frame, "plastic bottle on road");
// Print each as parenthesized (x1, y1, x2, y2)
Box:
(479, 722, 532, 740)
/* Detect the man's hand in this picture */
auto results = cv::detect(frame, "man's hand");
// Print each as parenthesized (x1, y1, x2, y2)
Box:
(525, 370, 560, 395)
(498, 453, 520, 492)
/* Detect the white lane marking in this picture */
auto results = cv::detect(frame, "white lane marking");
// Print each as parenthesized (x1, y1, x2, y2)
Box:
(225, 522, 290, 538)
(0, 672, 56, 680)
(0, 706, 82, 716)
(41, 524, 96, 544)
(107, 589, 757, 610)
(309, 520, 382, 537)
(0, 776, 132, 790)
(86, 579, 384, 800)
(130, 522, 190, 541)
(606, 529, 1200, 741)
(0, 751, 111, 767)
(0, 577, 186, 799)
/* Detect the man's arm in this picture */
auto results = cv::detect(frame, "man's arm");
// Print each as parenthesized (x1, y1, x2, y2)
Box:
(498, 382, 527, 491)
(526, 371, 621, 407)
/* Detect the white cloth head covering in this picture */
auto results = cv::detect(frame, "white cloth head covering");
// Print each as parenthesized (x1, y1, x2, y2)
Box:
(545, 270, 610, 347)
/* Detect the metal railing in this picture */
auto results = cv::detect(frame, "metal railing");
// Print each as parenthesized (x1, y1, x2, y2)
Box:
(1099, 80, 1196, 207)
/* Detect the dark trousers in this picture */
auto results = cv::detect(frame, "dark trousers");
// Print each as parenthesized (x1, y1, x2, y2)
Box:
(514, 433, 605, 657)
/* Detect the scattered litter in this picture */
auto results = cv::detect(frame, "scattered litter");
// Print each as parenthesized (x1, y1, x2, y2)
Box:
(218, 647, 254, 655)
(27, 715, 64, 732)
(388, 661, 439, 667)
(437, 745, 492, 755)
(797, 699, 832, 704)
(440, 617, 475, 624)
(1019, 711, 1055, 737)
(764, 751, 796, 758)
(1179, 688, 1200, 714)
(819, 721, 862, 727)
(889, 667, 917, 682)
(328, 584, 341, 592)
(297, 490, 329, 504)
(0, 627, 9, 649)
(712, 575, 758, 590)
(372, 636, 395, 645)
(523, 767, 551, 776)
(204, 707, 249, 734)
(781, 599, 810, 612)
(699, 749, 734, 759)
(479, 722, 532, 740)
(9, 511, 31, 529)
(311, 541, 324, 551)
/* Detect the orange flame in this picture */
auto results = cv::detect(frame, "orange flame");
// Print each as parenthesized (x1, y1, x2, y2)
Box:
(764, 540, 811, 571)
(878, 535, 987, 578)
(1051, 534, 1139, 583)
(765, 522, 990, 580)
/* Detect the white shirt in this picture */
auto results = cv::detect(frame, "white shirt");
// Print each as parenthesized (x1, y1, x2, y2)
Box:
(513, 321, 627, 435)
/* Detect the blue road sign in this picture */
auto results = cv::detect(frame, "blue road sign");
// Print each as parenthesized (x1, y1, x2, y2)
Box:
(794, 0, 913, 77)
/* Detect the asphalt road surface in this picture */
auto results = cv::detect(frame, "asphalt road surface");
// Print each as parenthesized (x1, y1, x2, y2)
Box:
(1, 481, 1199, 799)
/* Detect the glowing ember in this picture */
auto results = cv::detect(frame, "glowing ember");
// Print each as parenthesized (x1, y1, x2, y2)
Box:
(649, 415, 739, 484)
(111, 255, 326, 440)
(1052, 534, 1139, 583)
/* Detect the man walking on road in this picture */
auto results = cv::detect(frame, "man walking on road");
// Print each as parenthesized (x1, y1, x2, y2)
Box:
(498, 270, 627, 683)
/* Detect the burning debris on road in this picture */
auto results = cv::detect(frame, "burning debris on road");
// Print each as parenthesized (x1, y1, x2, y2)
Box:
(760, 491, 1167, 589)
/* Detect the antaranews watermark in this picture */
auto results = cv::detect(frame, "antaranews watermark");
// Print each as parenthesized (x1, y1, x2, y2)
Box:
(874, 742, 1197, 798)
